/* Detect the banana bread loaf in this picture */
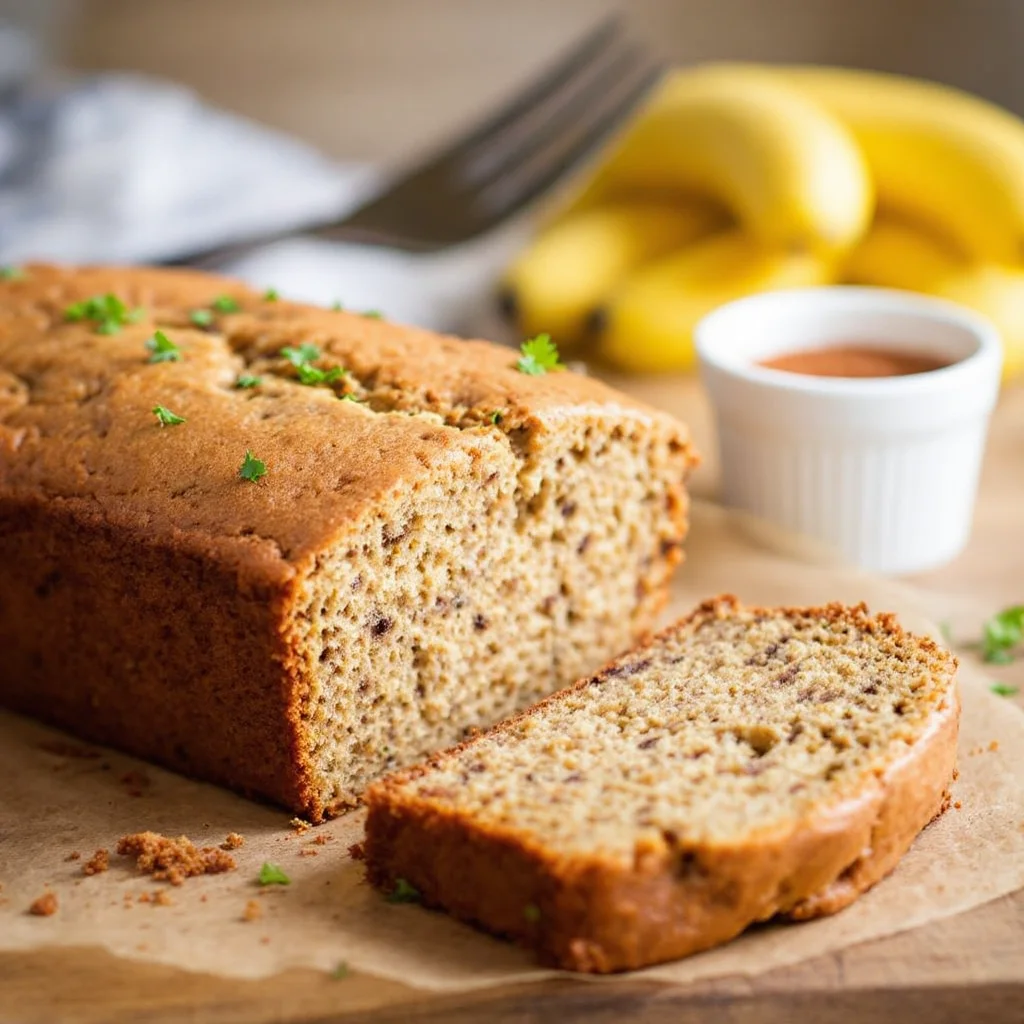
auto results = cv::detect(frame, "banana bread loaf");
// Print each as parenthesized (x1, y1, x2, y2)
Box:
(363, 596, 959, 971)
(0, 264, 696, 821)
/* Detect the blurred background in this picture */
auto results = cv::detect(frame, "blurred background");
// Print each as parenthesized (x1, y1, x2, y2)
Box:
(5, 0, 1024, 366)
(15, 0, 1024, 162)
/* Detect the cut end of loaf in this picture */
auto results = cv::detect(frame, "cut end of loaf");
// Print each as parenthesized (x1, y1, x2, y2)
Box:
(0, 264, 696, 822)
(363, 596, 959, 971)
(294, 410, 693, 820)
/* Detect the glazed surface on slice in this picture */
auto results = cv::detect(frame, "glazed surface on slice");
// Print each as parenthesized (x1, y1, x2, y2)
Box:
(364, 596, 959, 971)
(0, 264, 696, 819)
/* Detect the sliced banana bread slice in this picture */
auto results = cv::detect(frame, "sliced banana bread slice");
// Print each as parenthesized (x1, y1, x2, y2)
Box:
(363, 595, 959, 973)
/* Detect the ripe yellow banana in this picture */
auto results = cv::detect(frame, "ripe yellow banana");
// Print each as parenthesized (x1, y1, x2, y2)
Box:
(843, 217, 1024, 381)
(567, 66, 872, 254)
(843, 216, 966, 291)
(499, 199, 727, 349)
(597, 230, 835, 373)
(763, 65, 1024, 263)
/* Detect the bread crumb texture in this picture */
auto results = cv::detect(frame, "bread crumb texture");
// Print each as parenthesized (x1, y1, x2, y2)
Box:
(0, 265, 695, 820)
(365, 596, 959, 972)
(28, 892, 58, 916)
(82, 848, 110, 876)
(116, 831, 237, 885)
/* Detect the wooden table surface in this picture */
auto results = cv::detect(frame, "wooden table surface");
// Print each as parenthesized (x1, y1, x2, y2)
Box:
(4, 6, 1021, 1020)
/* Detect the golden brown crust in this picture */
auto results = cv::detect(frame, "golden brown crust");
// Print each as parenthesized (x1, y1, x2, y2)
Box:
(363, 597, 959, 972)
(0, 263, 695, 821)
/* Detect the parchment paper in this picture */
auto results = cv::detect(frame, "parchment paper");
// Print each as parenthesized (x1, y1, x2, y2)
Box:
(1, 501, 1022, 991)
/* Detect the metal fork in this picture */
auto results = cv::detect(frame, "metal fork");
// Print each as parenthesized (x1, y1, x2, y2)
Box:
(164, 17, 662, 266)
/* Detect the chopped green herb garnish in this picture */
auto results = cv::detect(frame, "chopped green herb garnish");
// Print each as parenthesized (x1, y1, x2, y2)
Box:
(386, 878, 420, 904)
(66, 293, 142, 335)
(981, 606, 1024, 664)
(281, 343, 321, 367)
(340, 393, 365, 403)
(331, 300, 344, 312)
(515, 333, 563, 376)
(190, 309, 214, 328)
(257, 861, 289, 885)
(489, 409, 505, 425)
(330, 962, 349, 980)
(990, 682, 1020, 698)
(362, 309, 383, 319)
(263, 288, 279, 302)
(145, 330, 181, 363)
(239, 450, 268, 483)
(296, 363, 344, 386)
(0, 265, 24, 281)
(523, 903, 541, 923)
(235, 374, 262, 389)
(280, 343, 343, 387)
(212, 295, 241, 313)
(152, 405, 186, 427)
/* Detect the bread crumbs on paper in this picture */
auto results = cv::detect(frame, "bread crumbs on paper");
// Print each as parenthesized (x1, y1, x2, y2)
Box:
(242, 899, 263, 922)
(66, 851, 81, 862)
(82, 848, 110, 875)
(298, 848, 318, 857)
(311, 834, 332, 846)
(116, 831, 236, 885)
(221, 832, 245, 851)
(988, 740, 1000, 752)
(29, 892, 58, 916)
(290, 817, 311, 834)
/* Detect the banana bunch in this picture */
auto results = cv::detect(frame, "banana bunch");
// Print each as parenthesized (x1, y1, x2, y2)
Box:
(500, 63, 1024, 381)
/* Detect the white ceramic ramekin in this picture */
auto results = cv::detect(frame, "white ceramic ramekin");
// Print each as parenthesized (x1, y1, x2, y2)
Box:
(695, 287, 1003, 575)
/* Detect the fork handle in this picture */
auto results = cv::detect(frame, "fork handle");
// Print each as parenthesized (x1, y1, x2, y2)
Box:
(159, 193, 443, 268)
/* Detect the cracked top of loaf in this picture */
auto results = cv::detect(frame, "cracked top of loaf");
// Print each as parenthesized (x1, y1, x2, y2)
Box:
(0, 265, 696, 580)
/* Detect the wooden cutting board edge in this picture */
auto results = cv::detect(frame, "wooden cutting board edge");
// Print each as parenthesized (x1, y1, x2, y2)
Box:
(3, 889, 1021, 1024)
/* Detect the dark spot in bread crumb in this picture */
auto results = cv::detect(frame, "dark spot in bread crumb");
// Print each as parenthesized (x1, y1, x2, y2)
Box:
(774, 664, 800, 686)
(34, 569, 62, 599)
